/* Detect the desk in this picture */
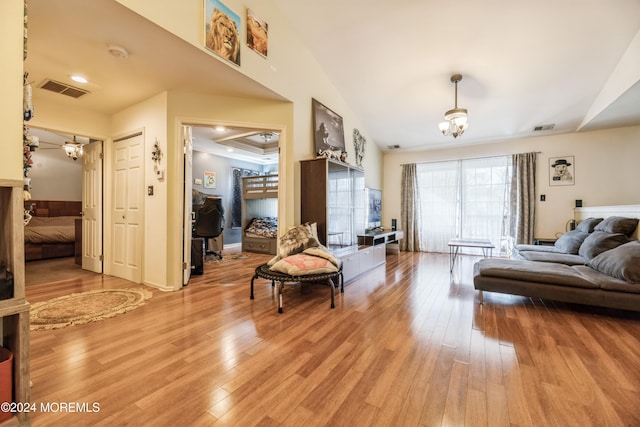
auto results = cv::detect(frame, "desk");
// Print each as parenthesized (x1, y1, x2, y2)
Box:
(448, 238, 494, 273)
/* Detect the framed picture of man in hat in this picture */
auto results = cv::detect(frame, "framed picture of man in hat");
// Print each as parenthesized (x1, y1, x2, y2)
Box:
(549, 156, 575, 186)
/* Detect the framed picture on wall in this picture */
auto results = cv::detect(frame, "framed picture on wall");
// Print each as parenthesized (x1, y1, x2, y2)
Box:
(247, 9, 268, 57)
(204, 171, 216, 188)
(312, 98, 345, 157)
(549, 156, 575, 186)
(204, 0, 241, 66)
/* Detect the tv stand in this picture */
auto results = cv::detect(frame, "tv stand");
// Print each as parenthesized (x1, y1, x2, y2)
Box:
(358, 229, 404, 252)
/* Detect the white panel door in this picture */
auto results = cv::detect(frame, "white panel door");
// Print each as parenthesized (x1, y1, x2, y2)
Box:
(82, 141, 103, 273)
(183, 126, 193, 285)
(110, 134, 143, 283)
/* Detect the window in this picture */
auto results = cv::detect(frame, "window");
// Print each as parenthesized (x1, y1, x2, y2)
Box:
(417, 156, 512, 255)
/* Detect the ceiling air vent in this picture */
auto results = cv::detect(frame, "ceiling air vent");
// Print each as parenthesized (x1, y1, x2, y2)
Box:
(387, 144, 400, 149)
(39, 79, 89, 99)
(533, 124, 555, 132)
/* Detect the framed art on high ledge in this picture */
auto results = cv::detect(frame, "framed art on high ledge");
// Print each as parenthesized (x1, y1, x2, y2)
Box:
(247, 9, 268, 57)
(312, 98, 345, 157)
(204, 0, 241, 66)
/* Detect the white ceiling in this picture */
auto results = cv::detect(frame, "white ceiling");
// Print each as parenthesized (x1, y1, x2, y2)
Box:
(24, 0, 640, 156)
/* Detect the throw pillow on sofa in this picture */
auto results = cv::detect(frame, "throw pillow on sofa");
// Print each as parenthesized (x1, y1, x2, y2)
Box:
(578, 231, 629, 260)
(594, 216, 639, 236)
(554, 230, 589, 254)
(589, 241, 640, 283)
(576, 217, 603, 233)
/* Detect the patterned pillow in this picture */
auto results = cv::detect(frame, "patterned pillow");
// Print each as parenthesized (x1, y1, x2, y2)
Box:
(277, 223, 320, 259)
(269, 253, 339, 275)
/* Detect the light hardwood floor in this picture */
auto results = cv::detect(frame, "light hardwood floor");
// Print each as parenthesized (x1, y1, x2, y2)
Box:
(25, 251, 640, 426)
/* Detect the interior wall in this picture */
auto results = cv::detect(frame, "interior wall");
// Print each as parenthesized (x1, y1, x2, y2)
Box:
(110, 92, 169, 290)
(0, 0, 26, 180)
(28, 143, 82, 201)
(116, 0, 384, 219)
(383, 124, 640, 241)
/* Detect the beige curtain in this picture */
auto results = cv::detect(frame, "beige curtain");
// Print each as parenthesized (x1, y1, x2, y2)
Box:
(510, 152, 537, 244)
(400, 163, 422, 251)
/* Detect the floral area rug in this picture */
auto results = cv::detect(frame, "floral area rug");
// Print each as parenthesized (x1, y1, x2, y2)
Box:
(30, 288, 152, 331)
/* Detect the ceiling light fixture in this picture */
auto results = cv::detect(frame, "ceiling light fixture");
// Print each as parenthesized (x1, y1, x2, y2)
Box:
(260, 132, 273, 143)
(62, 136, 83, 161)
(71, 75, 88, 84)
(439, 74, 468, 139)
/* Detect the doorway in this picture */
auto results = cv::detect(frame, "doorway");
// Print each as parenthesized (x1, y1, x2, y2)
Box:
(184, 123, 280, 283)
(24, 127, 104, 286)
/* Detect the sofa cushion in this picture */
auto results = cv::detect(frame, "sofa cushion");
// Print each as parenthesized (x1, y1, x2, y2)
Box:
(474, 259, 599, 289)
(554, 230, 589, 254)
(576, 217, 603, 233)
(578, 231, 629, 260)
(515, 250, 587, 266)
(589, 241, 640, 283)
(593, 216, 639, 236)
(514, 244, 560, 253)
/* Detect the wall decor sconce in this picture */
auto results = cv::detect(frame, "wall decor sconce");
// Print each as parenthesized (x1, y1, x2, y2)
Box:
(152, 139, 162, 162)
(152, 138, 164, 180)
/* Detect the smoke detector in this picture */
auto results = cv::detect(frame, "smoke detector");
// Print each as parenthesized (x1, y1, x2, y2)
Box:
(107, 44, 129, 59)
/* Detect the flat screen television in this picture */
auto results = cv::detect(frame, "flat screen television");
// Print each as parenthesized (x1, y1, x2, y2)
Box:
(366, 188, 382, 231)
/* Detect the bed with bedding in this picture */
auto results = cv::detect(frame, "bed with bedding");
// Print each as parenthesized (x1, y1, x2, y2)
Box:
(24, 200, 82, 261)
(241, 175, 278, 254)
(243, 217, 278, 254)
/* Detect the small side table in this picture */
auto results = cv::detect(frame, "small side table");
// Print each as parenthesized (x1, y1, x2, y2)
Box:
(533, 237, 557, 246)
(448, 238, 494, 273)
(250, 264, 343, 313)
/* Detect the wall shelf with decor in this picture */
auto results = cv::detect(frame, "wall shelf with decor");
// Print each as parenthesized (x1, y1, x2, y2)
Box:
(0, 181, 30, 427)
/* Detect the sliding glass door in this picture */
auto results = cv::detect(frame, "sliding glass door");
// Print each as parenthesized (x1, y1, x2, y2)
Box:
(417, 156, 512, 255)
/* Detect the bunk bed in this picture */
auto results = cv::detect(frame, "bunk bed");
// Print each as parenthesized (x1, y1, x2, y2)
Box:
(242, 174, 278, 254)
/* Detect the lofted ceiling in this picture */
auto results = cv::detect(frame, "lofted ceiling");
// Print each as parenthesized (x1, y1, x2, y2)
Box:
(24, 0, 640, 157)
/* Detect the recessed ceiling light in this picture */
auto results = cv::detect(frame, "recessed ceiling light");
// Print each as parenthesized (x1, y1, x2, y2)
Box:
(215, 126, 227, 132)
(71, 75, 88, 84)
(226, 148, 234, 152)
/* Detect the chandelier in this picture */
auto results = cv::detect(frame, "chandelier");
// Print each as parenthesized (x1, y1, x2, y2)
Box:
(260, 132, 273, 143)
(439, 74, 468, 138)
(62, 136, 84, 161)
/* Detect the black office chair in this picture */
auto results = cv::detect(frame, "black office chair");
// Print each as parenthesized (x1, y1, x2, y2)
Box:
(194, 197, 225, 259)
